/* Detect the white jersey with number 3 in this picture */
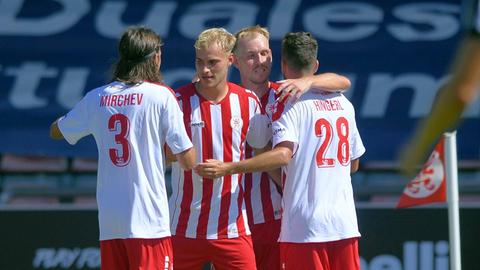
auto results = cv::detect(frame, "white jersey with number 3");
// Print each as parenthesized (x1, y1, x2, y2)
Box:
(58, 81, 193, 241)
(271, 91, 365, 243)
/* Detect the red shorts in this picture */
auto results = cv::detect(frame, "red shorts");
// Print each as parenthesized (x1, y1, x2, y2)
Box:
(250, 219, 281, 270)
(172, 235, 256, 270)
(279, 237, 360, 270)
(100, 237, 173, 270)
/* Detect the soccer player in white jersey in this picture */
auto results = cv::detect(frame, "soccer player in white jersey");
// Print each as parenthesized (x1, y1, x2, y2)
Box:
(196, 32, 365, 270)
(401, 0, 480, 174)
(168, 28, 258, 270)
(232, 25, 351, 270)
(49, 26, 196, 270)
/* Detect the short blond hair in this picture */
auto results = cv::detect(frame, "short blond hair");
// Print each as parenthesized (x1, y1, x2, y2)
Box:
(233, 25, 270, 53)
(194, 28, 236, 54)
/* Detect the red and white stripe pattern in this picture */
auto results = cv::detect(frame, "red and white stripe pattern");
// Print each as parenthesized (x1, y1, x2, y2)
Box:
(244, 82, 283, 226)
(170, 82, 261, 239)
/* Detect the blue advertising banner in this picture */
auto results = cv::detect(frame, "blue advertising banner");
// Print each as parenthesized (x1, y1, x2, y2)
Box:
(1, 0, 478, 161)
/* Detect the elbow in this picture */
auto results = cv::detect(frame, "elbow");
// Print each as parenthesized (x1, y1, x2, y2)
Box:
(338, 75, 351, 89)
(278, 149, 292, 167)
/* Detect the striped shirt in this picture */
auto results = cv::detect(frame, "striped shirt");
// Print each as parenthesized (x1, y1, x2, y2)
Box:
(244, 82, 283, 226)
(170, 82, 261, 239)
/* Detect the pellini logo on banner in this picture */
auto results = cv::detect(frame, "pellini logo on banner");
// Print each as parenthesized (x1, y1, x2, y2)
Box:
(360, 241, 449, 270)
(32, 248, 100, 269)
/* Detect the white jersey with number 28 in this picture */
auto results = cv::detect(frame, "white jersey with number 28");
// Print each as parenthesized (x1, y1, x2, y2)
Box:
(271, 91, 365, 243)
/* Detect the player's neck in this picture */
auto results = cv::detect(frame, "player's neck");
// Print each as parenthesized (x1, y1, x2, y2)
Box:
(241, 79, 269, 99)
(195, 81, 229, 103)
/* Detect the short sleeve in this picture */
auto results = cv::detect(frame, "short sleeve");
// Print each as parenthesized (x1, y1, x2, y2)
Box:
(349, 116, 366, 160)
(247, 113, 272, 149)
(162, 92, 193, 154)
(58, 95, 91, 145)
(271, 103, 298, 148)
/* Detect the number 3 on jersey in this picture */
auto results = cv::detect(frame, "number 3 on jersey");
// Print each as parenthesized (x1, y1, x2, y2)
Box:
(315, 117, 350, 168)
(108, 114, 131, 167)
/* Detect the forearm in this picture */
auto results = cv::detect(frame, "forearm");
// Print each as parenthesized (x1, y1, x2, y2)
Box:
(310, 73, 351, 92)
(176, 147, 196, 171)
(229, 147, 291, 175)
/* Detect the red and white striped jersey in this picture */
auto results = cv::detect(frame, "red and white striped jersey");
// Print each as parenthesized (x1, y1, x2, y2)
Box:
(170, 82, 261, 239)
(244, 82, 282, 226)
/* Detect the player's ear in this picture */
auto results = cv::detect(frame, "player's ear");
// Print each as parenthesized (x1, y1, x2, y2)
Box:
(227, 53, 234, 66)
(155, 51, 161, 68)
(232, 54, 240, 68)
(313, 60, 319, 74)
(281, 59, 287, 78)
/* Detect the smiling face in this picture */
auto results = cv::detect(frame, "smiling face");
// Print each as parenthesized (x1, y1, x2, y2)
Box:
(234, 33, 272, 86)
(195, 42, 233, 90)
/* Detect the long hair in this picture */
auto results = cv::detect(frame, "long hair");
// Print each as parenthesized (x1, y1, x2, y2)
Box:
(112, 26, 163, 84)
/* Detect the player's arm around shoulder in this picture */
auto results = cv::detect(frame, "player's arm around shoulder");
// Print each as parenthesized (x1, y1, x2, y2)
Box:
(275, 72, 351, 102)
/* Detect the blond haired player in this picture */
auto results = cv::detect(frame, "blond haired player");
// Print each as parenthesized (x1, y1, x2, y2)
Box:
(168, 28, 258, 270)
(50, 26, 195, 270)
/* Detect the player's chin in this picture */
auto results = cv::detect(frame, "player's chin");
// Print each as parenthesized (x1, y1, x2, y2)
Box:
(251, 73, 268, 82)
(200, 78, 216, 87)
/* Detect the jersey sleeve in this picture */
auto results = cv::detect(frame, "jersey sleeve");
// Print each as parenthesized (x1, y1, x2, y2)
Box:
(246, 98, 272, 149)
(57, 94, 91, 145)
(162, 92, 193, 154)
(271, 102, 298, 149)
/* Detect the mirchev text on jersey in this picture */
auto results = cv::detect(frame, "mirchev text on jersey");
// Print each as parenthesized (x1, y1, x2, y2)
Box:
(99, 93, 144, 107)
